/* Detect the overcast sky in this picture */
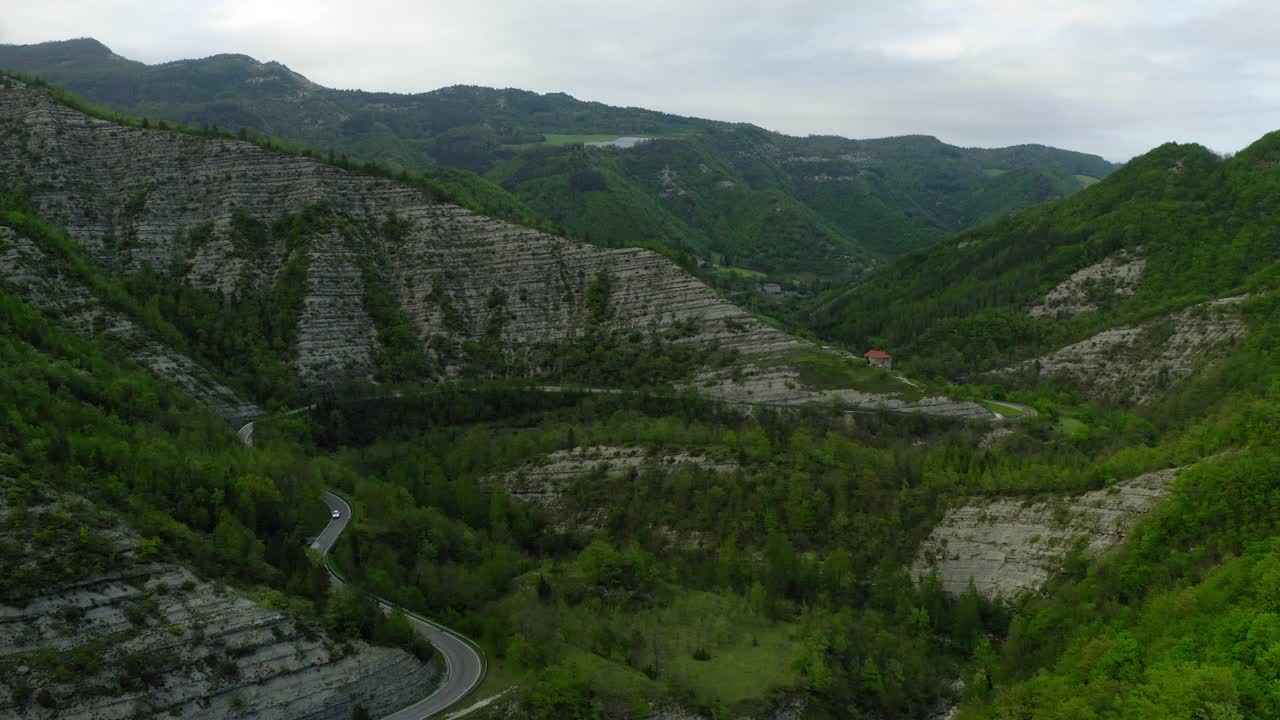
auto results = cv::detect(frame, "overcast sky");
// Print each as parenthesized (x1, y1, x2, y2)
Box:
(4, 0, 1279, 160)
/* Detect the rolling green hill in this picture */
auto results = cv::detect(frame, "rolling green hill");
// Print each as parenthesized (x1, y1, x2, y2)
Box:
(0, 38, 1117, 280)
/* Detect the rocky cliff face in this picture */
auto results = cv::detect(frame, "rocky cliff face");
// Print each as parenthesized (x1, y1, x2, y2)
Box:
(1002, 296, 1247, 405)
(911, 467, 1181, 597)
(0, 79, 987, 419)
(1028, 248, 1145, 318)
(0, 492, 437, 720)
(496, 445, 739, 512)
(0, 225, 261, 425)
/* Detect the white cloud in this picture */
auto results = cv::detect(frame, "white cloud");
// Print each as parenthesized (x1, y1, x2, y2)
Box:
(2, 0, 1278, 160)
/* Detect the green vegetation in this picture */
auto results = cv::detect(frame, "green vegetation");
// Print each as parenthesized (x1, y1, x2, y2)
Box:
(122, 205, 329, 405)
(714, 266, 769, 281)
(811, 135, 1280, 382)
(9, 40, 1280, 720)
(259, 361, 1251, 717)
(289, 387, 1019, 716)
(981, 401, 1024, 418)
(0, 284, 428, 662)
(767, 348, 921, 399)
(0, 40, 1116, 280)
(356, 213, 435, 384)
(959, 399, 1280, 718)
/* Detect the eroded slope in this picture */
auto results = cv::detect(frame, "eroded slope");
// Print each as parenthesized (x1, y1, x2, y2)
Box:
(0, 491, 437, 720)
(0, 79, 985, 417)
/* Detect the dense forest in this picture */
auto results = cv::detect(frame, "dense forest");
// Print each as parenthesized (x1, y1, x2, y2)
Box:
(808, 134, 1280, 380)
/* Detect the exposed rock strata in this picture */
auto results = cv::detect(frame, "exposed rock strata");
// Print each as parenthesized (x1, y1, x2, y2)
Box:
(0, 226, 260, 425)
(0, 495, 437, 720)
(1002, 296, 1247, 404)
(0, 80, 988, 417)
(495, 445, 738, 511)
(912, 467, 1181, 597)
(294, 229, 377, 382)
(1029, 250, 1145, 318)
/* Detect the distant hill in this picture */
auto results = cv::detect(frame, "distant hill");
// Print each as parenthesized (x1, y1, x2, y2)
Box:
(0, 38, 1118, 280)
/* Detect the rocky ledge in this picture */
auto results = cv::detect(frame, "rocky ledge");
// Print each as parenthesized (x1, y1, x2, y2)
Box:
(0, 493, 438, 720)
(0, 80, 989, 418)
(912, 467, 1181, 597)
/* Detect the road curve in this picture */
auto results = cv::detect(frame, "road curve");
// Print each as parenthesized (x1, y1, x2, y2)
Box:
(313, 492, 486, 720)
(985, 399, 1040, 420)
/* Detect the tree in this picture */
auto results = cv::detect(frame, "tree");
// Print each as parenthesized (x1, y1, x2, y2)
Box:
(524, 663, 599, 720)
(824, 546, 854, 596)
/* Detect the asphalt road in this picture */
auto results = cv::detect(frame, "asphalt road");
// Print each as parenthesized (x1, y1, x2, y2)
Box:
(314, 492, 485, 720)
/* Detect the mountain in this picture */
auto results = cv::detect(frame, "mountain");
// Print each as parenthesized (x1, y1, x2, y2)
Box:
(0, 72, 1000, 718)
(0, 72, 993, 419)
(791, 128, 1280, 719)
(0, 38, 1118, 280)
(808, 133, 1280, 397)
(5, 65, 1280, 720)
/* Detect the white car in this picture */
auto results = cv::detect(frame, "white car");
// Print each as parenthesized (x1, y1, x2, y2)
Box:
(331, 509, 341, 519)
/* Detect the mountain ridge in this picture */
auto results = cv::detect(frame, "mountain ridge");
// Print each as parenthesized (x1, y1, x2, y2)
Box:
(0, 74, 989, 420)
(0, 38, 1119, 279)
(804, 131, 1280, 406)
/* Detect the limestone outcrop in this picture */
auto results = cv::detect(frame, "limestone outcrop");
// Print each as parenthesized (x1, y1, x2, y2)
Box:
(1002, 296, 1247, 404)
(0, 80, 988, 418)
(294, 229, 378, 383)
(0, 226, 261, 425)
(0, 494, 438, 720)
(1029, 249, 1145, 318)
(912, 467, 1180, 597)
(494, 445, 738, 511)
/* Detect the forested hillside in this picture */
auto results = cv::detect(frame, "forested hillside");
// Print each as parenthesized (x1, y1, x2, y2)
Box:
(0, 38, 1117, 279)
(811, 133, 1280, 383)
(0, 255, 437, 718)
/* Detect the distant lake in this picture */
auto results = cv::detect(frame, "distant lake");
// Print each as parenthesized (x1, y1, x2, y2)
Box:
(585, 136, 651, 149)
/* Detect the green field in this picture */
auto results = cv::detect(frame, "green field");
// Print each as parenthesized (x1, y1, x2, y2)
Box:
(983, 168, 1009, 176)
(1074, 174, 1101, 188)
(776, 348, 923, 400)
(664, 620, 800, 707)
(714, 266, 769, 281)
(1055, 416, 1088, 439)
(556, 591, 800, 709)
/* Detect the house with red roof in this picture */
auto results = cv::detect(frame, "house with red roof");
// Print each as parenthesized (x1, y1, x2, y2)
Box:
(864, 349, 894, 370)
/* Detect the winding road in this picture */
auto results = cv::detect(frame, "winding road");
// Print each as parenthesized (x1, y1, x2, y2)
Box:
(236, 381, 1026, 717)
(311, 492, 486, 720)
(984, 399, 1040, 420)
